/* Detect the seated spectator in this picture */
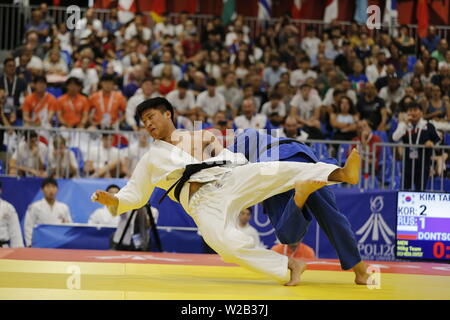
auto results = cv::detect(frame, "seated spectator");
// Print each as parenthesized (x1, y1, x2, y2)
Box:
(74, 8, 103, 41)
(0, 88, 12, 158)
(348, 60, 368, 91)
(233, 98, 268, 130)
(22, 76, 57, 127)
(263, 55, 287, 88)
(356, 82, 387, 131)
(195, 78, 226, 122)
(378, 73, 405, 115)
(0, 181, 24, 248)
(354, 32, 372, 63)
(289, 83, 322, 131)
(48, 135, 79, 179)
(121, 128, 152, 177)
(84, 132, 122, 178)
(301, 27, 320, 60)
(421, 26, 440, 54)
(8, 130, 47, 177)
(271, 242, 316, 259)
(43, 48, 68, 77)
(236, 208, 264, 249)
(290, 57, 318, 88)
(392, 103, 441, 190)
(330, 96, 359, 141)
(166, 80, 196, 118)
(366, 51, 387, 83)
(88, 184, 121, 227)
(173, 110, 194, 131)
(278, 116, 310, 141)
(153, 12, 175, 41)
(69, 57, 99, 95)
(152, 51, 182, 81)
(431, 39, 448, 63)
(124, 13, 152, 41)
(260, 92, 286, 126)
(0, 57, 29, 125)
(25, 9, 49, 43)
(126, 78, 157, 131)
(206, 111, 233, 147)
(56, 77, 89, 128)
(158, 64, 176, 96)
(24, 178, 72, 247)
(395, 25, 415, 55)
(216, 72, 241, 119)
(88, 75, 127, 129)
(438, 50, 450, 69)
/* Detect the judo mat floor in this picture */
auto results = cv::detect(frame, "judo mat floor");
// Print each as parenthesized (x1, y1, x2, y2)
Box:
(1, 248, 450, 300)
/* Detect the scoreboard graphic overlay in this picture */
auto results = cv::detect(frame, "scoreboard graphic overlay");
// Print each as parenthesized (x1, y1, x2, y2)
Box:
(397, 191, 450, 261)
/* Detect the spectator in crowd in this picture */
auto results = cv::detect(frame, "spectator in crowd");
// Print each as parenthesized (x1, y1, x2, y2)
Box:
(121, 127, 152, 177)
(260, 91, 286, 126)
(125, 13, 152, 41)
(395, 25, 415, 55)
(301, 27, 320, 60)
(0, 181, 24, 248)
(290, 57, 318, 88)
(378, 73, 405, 115)
(236, 208, 264, 249)
(366, 51, 387, 83)
(89, 75, 127, 129)
(22, 76, 57, 127)
(126, 78, 157, 131)
(290, 83, 322, 131)
(0, 58, 28, 125)
(356, 82, 387, 131)
(152, 51, 182, 81)
(392, 103, 441, 190)
(56, 77, 89, 128)
(421, 26, 440, 54)
(351, 119, 382, 174)
(424, 85, 450, 121)
(43, 48, 69, 77)
(24, 178, 72, 247)
(69, 57, 99, 95)
(166, 79, 196, 118)
(431, 39, 448, 63)
(9, 130, 47, 177)
(154, 12, 175, 41)
(158, 64, 177, 96)
(263, 55, 287, 88)
(103, 8, 122, 35)
(74, 8, 103, 41)
(25, 9, 49, 43)
(84, 131, 122, 178)
(195, 78, 226, 122)
(88, 184, 121, 226)
(206, 110, 233, 147)
(330, 96, 359, 142)
(233, 98, 268, 130)
(216, 72, 240, 119)
(278, 116, 310, 142)
(48, 135, 79, 178)
(0, 88, 12, 160)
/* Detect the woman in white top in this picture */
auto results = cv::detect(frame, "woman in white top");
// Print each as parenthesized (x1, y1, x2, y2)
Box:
(330, 96, 359, 142)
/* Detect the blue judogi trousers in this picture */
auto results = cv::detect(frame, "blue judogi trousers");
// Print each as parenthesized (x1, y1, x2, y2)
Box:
(230, 129, 362, 270)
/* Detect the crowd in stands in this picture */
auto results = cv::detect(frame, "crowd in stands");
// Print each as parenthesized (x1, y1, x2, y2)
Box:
(0, 3, 449, 186)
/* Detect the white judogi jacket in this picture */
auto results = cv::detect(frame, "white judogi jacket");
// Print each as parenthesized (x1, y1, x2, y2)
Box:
(114, 137, 248, 215)
(0, 199, 24, 247)
(88, 206, 120, 227)
(24, 199, 72, 246)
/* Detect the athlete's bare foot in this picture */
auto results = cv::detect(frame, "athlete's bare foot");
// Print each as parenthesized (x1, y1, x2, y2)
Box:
(285, 257, 307, 286)
(353, 261, 371, 285)
(328, 149, 361, 184)
(294, 180, 327, 208)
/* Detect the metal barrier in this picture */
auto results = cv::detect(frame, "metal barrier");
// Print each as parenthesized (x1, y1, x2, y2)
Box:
(1, 3, 450, 54)
(1, 126, 449, 191)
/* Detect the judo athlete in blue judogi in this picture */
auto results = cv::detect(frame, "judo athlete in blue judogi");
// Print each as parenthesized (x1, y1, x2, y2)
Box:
(229, 129, 370, 284)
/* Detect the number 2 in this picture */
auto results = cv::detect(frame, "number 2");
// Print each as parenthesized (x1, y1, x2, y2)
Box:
(419, 205, 427, 215)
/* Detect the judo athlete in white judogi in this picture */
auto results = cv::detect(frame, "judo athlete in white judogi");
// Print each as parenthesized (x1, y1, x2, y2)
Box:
(92, 97, 360, 286)
(0, 181, 24, 247)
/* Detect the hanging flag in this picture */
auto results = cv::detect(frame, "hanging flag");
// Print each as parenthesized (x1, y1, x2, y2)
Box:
(258, 0, 272, 20)
(324, 0, 338, 23)
(222, 0, 236, 25)
(383, 0, 398, 37)
(118, 0, 136, 24)
(292, 0, 302, 20)
(417, 0, 429, 38)
(354, 0, 368, 25)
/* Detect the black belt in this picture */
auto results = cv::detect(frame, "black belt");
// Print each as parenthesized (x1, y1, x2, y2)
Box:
(159, 160, 231, 204)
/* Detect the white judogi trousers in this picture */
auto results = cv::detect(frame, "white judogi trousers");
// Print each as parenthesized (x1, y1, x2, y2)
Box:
(183, 161, 340, 282)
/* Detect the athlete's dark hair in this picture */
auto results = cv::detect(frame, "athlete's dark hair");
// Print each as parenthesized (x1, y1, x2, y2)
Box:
(42, 177, 58, 189)
(106, 184, 120, 192)
(136, 97, 174, 122)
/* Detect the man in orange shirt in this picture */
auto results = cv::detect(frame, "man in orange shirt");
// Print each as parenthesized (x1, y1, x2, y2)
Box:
(88, 75, 126, 129)
(56, 77, 89, 128)
(22, 76, 57, 127)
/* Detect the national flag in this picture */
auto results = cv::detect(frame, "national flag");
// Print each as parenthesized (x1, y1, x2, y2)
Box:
(354, 0, 368, 25)
(383, 0, 398, 37)
(324, 0, 338, 23)
(292, 0, 302, 20)
(222, 0, 236, 26)
(118, 0, 136, 24)
(257, 0, 272, 20)
(417, 0, 429, 38)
